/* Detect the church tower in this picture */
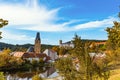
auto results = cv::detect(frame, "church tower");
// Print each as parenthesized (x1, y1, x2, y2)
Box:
(34, 32, 41, 53)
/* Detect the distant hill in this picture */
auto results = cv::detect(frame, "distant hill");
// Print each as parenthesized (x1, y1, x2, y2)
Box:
(0, 42, 55, 52)
(0, 39, 106, 51)
(81, 39, 106, 43)
(0, 42, 14, 50)
(64, 39, 106, 44)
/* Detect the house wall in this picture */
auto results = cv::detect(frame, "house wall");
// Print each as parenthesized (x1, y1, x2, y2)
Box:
(43, 49, 58, 61)
(24, 58, 40, 63)
(60, 43, 74, 48)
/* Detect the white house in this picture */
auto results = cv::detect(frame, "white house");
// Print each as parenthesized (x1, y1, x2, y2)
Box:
(59, 40, 74, 48)
(89, 53, 106, 58)
(43, 49, 58, 61)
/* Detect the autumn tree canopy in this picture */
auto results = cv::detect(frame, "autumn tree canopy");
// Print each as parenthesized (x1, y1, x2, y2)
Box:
(0, 18, 8, 39)
(106, 21, 120, 50)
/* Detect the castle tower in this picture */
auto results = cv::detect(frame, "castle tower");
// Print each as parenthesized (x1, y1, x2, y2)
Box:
(34, 32, 41, 53)
(59, 40, 62, 45)
(59, 40, 62, 47)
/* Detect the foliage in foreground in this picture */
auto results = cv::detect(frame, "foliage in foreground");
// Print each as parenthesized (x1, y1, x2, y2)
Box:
(105, 20, 120, 80)
(32, 74, 43, 80)
(55, 58, 79, 80)
(0, 72, 5, 80)
(55, 34, 110, 80)
(0, 49, 23, 69)
(109, 68, 120, 80)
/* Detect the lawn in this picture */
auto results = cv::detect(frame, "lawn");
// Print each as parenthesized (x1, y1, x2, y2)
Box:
(109, 68, 120, 80)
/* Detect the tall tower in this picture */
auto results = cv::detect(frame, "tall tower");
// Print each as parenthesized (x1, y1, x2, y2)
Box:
(34, 32, 41, 53)
(59, 40, 62, 45)
(59, 40, 62, 47)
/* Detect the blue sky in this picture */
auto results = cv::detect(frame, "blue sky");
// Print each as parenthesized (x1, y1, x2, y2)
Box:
(0, 0, 120, 45)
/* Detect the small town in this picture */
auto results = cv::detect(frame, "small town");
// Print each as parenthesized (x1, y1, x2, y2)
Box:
(0, 0, 120, 80)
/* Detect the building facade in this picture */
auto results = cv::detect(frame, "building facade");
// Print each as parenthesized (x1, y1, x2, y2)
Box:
(43, 49, 58, 61)
(34, 32, 41, 53)
(59, 40, 74, 48)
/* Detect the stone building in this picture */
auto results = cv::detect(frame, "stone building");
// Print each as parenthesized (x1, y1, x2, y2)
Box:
(43, 49, 58, 61)
(34, 32, 41, 53)
(59, 40, 74, 48)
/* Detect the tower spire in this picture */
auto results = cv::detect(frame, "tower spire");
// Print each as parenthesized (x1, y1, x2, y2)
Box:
(34, 32, 41, 53)
(36, 32, 40, 40)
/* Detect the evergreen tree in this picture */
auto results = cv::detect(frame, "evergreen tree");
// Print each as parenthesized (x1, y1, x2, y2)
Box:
(55, 57, 80, 80)
(106, 21, 120, 50)
(106, 21, 120, 66)
(71, 34, 110, 80)
(32, 74, 43, 80)
(0, 72, 5, 80)
(55, 34, 110, 80)
(71, 34, 84, 57)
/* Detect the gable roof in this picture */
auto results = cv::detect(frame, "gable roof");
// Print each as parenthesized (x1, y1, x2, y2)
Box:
(26, 46, 34, 52)
(13, 52, 25, 57)
(23, 52, 47, 58)
(22, 52, 51, 62)
(13, 52, 51, 62)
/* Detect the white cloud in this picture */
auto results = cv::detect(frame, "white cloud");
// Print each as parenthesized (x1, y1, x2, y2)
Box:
(74, 17, 118, 30)
(0, 30, 34, 44)
(0, 0, 58, 25)
(0, 0, 118, 32)
(17, 16, 118, 32)
(0, 3, 58, 25)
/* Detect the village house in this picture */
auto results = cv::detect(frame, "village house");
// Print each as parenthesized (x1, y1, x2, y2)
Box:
(59, 40, 74, 48)
(59, 39, 106, 49)
(13, 52, 50, 62)
(90, 41, 106, 48)
(43, 49, 58, 61)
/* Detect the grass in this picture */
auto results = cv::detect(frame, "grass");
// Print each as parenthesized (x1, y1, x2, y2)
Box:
(109, 68, 120, 80)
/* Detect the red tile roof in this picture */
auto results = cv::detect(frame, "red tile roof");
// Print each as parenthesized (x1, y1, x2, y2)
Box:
(13, 52, 25, 57)
(22, 52, 51, 62)
(13, 52, 51, 62)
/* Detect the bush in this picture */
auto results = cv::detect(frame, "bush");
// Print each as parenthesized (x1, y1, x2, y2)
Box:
(0, 72, 5, 80)
(32, 74, 43, 80)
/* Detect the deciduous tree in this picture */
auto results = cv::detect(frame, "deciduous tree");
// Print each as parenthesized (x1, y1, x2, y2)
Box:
(32, 74, 43, 80)
(0, 72, 5, 80)
(0, 18, 8, 39)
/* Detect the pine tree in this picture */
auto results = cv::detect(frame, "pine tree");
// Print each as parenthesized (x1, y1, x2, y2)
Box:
(32, 74, 43, 80)
(55, 34, 110, 80)
(106, 21, 120, 66)
(71, 34, 110, 80)
(106, 21, 120, 50)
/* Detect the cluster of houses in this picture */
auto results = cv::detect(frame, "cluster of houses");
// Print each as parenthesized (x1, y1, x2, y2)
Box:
(3, 32, 107, 80)
(59, 39, 106, 49)
(12, 32, 58, 63)
(11, 32, 106, 63)
(59, 39, 106, 70)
